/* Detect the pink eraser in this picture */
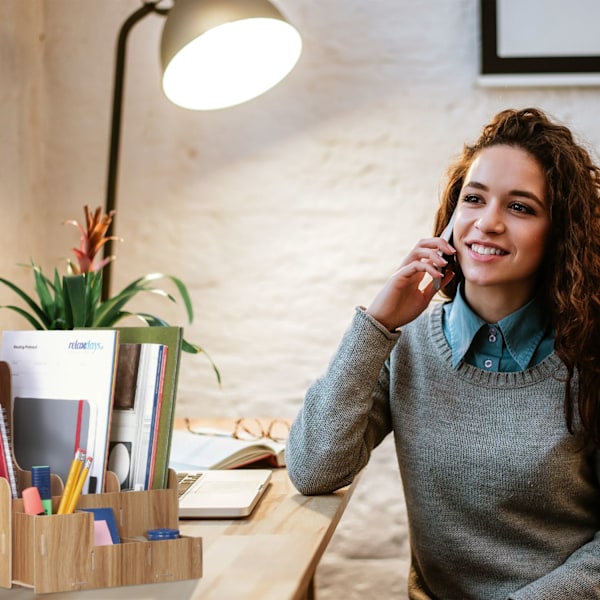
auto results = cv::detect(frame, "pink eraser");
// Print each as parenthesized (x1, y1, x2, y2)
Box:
(22, 486, 45, 515)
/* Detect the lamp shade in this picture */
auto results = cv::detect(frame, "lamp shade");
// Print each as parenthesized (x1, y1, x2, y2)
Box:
(160, 0, 302, 110)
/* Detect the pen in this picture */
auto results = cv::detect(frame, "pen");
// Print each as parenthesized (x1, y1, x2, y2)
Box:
(64, 455, 93, 514)
(57, 448, 86, 515)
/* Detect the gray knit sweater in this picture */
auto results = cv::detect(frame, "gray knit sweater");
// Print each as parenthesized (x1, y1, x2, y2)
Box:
(287, 305, 600, 599)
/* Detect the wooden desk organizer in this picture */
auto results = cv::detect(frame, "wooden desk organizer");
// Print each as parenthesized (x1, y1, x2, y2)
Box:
(0, 362, 202, 593)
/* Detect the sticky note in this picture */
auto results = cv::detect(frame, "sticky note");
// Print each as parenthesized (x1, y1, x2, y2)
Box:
(79, 507, 120, 543)
(93, 520, 114, 546)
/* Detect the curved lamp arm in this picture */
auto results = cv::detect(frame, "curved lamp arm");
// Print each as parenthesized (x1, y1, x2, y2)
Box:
(103, 2, 168, 301)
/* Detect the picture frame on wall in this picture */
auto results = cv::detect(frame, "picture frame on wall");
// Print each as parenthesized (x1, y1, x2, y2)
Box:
(478, 0, 600, 86)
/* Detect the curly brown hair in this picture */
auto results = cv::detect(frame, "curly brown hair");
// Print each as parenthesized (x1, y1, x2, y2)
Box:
(435, 107, 600, 446)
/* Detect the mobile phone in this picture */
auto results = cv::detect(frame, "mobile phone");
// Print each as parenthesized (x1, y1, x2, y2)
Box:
(433, 207, 457, 291)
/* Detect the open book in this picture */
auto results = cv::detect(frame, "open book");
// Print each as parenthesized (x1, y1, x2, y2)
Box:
(168, 427, 286, 471)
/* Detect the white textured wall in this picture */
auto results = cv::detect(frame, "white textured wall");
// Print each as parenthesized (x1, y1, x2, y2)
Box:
(3, 1, 600, 598)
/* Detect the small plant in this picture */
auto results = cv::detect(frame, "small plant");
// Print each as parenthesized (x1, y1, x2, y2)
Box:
(0, 206, 219, 382)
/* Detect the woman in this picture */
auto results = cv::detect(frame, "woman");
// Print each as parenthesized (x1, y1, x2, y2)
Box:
(286, 108, 600, 599)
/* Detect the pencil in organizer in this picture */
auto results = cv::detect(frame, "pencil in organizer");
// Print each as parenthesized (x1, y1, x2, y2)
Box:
(64, 455, 93, 514)
(57, 448, 86, 515)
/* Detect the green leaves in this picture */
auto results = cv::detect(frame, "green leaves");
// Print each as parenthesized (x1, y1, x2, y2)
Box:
(0, 266, 220, 383)
(0, 206, 219, 384)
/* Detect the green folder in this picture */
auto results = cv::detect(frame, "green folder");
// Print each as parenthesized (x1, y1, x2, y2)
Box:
(87, 326, 183, 489)
(114, 326, 183, 489)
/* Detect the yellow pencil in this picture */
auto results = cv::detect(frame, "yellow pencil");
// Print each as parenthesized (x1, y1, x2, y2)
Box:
(64, 456, 93, 514)
(57, 448, 86, 515)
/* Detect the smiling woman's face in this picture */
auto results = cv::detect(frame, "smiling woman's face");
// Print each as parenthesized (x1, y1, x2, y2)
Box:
(453, 144, 551, 310)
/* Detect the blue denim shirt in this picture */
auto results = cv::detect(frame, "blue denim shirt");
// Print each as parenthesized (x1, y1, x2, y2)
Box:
(442, 286, 554, 372)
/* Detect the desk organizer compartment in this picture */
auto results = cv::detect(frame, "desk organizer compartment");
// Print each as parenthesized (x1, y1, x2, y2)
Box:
(0, 362, 202, 593)
(5, 481, 202, 593)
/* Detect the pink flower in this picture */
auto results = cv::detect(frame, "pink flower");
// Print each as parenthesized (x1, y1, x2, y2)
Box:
(65, 206, 119, 274)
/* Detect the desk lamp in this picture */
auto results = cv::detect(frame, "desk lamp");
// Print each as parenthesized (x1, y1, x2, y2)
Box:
(102, 0, 302, 299)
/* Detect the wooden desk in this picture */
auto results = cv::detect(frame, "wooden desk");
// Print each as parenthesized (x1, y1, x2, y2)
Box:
(1, 466, 355, 600)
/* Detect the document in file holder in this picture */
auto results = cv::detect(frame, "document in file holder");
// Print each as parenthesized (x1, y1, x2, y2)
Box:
(175, 468, 272, 518)
(13, 396, 90, 485)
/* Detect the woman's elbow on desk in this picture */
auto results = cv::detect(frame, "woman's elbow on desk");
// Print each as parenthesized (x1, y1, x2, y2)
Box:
(287, 452, 356, 495)
(288, 468, 353, 496)
(287, 410, 363, 494)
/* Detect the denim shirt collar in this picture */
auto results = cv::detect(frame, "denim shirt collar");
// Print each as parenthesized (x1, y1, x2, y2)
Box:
(443, 286, 548, 370)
